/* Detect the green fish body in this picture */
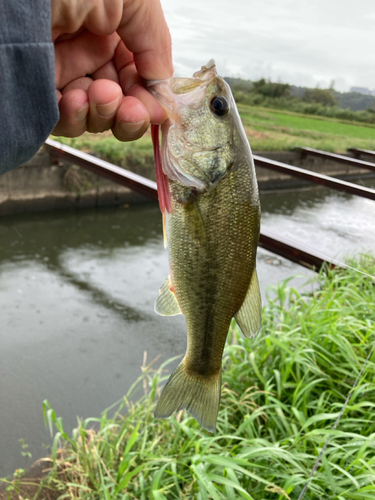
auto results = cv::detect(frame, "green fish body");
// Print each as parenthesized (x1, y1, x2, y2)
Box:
(150, 61, 261, 432)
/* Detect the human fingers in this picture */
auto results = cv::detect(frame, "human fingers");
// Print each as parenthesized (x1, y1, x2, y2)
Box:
(86, 79, 123, 133)
(55, 30, 120, 89)
(52, 0, 173, 81)
(52, 89, 89, 137)
(52, 0, 123, 40)
(92, 61, 120, 84)
(117, 0, 173, 80)
(53, 78, 124, 137)
(112, 96, 149, 141)
(62, 77, 93, 94)
(115, 42, 167, 124)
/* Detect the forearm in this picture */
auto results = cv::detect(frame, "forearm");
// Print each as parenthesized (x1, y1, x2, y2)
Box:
(0, 0, 59, 174)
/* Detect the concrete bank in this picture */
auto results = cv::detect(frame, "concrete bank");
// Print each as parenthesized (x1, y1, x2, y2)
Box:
(0, 147, 374, 215)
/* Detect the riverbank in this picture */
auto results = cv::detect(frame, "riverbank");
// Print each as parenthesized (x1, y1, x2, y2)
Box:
(2, 255, 375, 499)
(3, 101, 375, 215)
(0, 142, 374, 215)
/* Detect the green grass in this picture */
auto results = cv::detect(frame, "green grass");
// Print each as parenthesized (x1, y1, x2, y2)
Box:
(53, 133, 155, 174)
(238, 105, 375, 152)
(4, 255, 375, 499)
(54, 133, 153, 161)
(239, 106, 375, 139)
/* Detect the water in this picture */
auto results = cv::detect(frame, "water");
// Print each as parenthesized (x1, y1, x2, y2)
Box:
(1, 184, 374, 477)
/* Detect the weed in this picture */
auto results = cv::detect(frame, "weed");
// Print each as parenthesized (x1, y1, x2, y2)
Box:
(8, 255, 374, 499)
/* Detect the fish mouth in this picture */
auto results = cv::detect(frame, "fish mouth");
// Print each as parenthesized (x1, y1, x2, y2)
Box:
(148, 61, 231, 191)
(147, 60, 219, 121)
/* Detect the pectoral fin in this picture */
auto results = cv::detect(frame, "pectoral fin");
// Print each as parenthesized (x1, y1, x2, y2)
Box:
(155, 275, 182, 316)
(235, 269, 262, 338)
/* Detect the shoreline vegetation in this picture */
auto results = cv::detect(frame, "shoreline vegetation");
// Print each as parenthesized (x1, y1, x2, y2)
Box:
(52, 101, 375, 169)
(2, 255, 375, 499)
(225, 77, 375, 125)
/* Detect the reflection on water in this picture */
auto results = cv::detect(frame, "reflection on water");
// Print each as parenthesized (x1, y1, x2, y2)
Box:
(261, 183, 375, 260)
(1, 185, 374, 476)
(0, 204, 185, 476)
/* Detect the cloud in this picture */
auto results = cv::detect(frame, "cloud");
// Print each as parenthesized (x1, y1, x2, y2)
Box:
(161, 0, 375, 92)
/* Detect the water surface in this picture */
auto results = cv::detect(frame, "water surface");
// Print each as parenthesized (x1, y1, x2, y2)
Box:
(1, 185, 374, 476)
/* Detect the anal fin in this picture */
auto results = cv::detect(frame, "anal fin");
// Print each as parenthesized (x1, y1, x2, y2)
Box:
(235, 268, 262, 338)
(155, 275, 182, 316)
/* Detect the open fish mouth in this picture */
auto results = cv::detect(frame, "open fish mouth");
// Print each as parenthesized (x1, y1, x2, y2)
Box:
(147, 60, 219, 121)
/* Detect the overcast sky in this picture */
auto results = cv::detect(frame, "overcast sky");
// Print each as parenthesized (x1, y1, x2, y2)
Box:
(160, 0, 375, 92)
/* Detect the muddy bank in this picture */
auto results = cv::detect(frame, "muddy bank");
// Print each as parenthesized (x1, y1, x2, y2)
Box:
(0, 146, 374, 215)
(0, 460, 59, 500)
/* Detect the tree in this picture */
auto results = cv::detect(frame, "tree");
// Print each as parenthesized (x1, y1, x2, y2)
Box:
(251, 78, 291, 98)
(302, 88, 337, 107)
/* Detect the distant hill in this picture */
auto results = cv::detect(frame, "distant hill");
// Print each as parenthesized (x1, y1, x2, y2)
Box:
(290, 85, 375, 112)
(225, 77, 375, 113)
(333, 91, 375, 112)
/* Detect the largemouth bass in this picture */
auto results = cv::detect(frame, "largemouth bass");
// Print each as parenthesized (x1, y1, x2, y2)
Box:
(149, 60, 261, 432)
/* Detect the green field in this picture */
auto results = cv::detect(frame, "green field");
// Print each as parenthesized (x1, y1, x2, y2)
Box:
(54, 104, 375, 163)
(238, 104, 375, 152)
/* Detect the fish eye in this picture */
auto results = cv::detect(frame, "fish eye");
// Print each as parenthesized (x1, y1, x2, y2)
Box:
(210, 96, 229, 117)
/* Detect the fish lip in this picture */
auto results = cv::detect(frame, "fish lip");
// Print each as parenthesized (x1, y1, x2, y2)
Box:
(147, 62, 218, 121)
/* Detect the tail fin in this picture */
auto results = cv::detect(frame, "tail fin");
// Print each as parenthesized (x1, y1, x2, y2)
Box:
(154, 362, 221, 433)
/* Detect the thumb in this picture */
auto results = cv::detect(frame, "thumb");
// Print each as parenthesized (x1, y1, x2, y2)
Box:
(117, 0, 173, 81)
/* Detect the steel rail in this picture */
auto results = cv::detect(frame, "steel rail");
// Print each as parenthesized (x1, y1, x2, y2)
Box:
(44, 138, 158, 201)
(347, 147, 375, 161)
(295, 146, 375, 173)
(258, 229, 339, 271)
(44, 139, 357, 270)
(253, 154, 375, 200)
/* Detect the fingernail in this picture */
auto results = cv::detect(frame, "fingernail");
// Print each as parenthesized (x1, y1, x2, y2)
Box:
(76, 103, 89, 122)
(96, 97, 120, 118)
(119, 120, 146, 134)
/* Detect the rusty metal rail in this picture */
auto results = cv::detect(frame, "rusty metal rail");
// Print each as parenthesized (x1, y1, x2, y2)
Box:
(259, 229, 340, 271)
(45, 139, 374, 271)
(347, 148, 375, 161)
(295, 147, 375, 173)
(44, 138, 158, 201)
(253, 154, 375, 200)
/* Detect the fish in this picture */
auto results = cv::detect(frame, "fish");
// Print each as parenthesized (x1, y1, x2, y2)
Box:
(148, 60, 262, 433)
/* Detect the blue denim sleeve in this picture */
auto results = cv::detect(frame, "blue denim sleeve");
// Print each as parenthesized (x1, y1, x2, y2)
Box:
(0, 0, 59, 174)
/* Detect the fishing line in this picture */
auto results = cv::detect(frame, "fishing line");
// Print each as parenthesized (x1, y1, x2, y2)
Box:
(313, 252, 375, 281)
(262, 225, 375, 497)
(297, 341, 375, 500)
(261, 229, 375, 281)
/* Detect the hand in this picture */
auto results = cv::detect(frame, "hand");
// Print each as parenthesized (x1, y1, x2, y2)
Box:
(52, 0, 173, 141)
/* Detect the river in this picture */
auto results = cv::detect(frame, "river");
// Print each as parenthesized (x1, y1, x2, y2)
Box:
(1, 182, 374, 477)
